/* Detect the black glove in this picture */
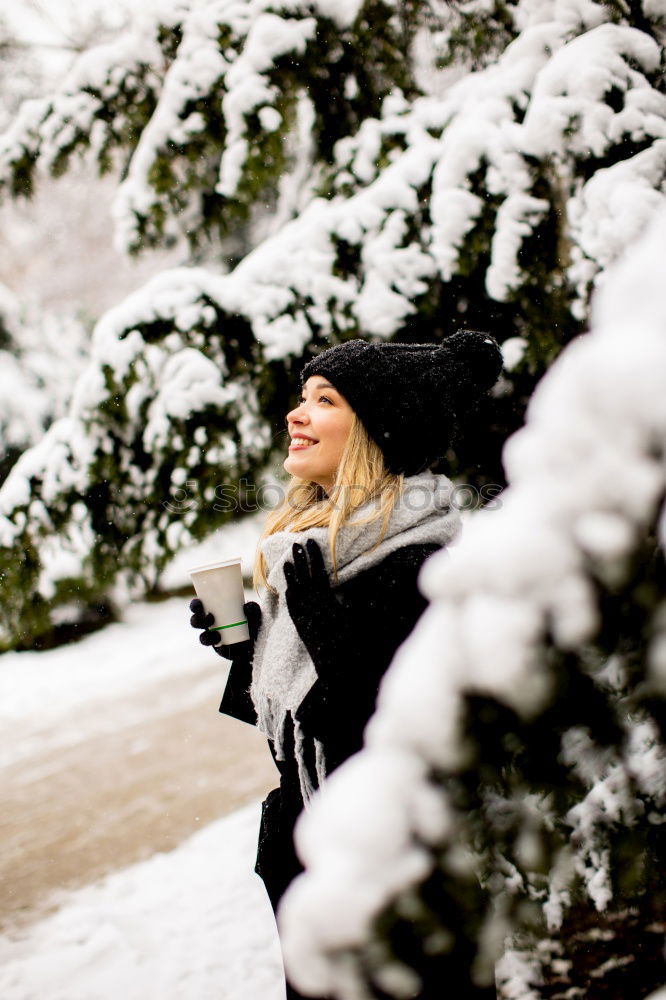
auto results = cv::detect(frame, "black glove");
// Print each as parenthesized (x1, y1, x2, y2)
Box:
(283, 539, 351, 677)
(189, 597, 262, 659)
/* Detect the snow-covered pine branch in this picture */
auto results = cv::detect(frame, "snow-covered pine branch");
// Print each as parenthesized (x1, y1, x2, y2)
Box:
(0, 3, 176, 199)
(0, 265, 274, 648)
(0, 0, 421, 253)
(278, 209, 666, 998)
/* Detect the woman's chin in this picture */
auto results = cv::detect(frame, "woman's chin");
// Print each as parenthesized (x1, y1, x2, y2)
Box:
(286, 452, 312, 469)
(284, 455, 307, 480)
(284, 455, 332, 488)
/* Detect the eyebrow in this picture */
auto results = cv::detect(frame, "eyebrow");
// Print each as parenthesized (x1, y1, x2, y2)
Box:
(300, 382, 336, 394)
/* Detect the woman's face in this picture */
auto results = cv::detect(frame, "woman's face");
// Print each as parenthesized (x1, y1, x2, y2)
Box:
(284, 376, 354, 492)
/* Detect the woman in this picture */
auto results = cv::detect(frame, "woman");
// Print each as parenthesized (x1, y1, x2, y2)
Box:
(190, 332, 503, 999)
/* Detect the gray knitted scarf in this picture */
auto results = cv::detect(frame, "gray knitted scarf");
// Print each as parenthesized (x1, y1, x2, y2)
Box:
(250, 470, 462, 807)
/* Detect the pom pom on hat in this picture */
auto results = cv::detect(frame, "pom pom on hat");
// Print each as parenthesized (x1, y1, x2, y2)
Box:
(441, 329, 505, 400)
(300, 330, 503, 476)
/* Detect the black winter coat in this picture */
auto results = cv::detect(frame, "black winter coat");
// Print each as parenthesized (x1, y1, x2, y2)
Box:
(219, 541, 441, 916)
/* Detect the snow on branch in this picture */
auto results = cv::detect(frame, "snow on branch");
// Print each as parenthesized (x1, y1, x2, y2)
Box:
(0, 0, 418, 252)
(278, 209, 666, 998)
(2, 0, 664, 296)
(0, 5, 173, 197)
(567, 139, 666, 318)
(521, 23, 665, 161)
(0, 265, 272, 646)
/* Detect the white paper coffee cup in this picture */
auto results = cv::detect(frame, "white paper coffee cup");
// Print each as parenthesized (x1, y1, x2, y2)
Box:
(189, 557, 250, 645)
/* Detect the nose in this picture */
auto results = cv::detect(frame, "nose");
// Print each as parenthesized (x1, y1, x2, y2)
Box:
(286, 399, 309, 428)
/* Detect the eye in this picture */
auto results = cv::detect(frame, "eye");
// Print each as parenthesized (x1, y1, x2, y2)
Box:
(319, 395, 332, 404)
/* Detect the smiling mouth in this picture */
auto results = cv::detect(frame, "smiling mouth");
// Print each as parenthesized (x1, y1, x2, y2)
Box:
(289, 438, 318, 449)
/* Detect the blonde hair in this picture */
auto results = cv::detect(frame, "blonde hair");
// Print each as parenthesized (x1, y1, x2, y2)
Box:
(253, 411, 404, 592)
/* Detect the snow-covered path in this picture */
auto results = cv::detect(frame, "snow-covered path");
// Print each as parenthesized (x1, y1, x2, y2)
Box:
(0, 659, 277, 932)
(0, 585, 286, 998)
(0, 803, 285, 1000)
(0, 597, 278, 930)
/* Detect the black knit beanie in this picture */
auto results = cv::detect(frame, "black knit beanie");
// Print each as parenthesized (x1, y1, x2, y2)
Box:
(300, 330, 503, 476)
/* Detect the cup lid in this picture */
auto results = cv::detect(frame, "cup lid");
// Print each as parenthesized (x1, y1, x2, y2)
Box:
(188, 557, 242, 575)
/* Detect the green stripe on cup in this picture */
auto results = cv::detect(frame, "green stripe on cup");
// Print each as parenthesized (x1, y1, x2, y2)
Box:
(211, 619, 248, 631)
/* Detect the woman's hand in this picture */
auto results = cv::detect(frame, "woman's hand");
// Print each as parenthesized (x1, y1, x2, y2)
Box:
(283, 539, 349, 674)
(189, 598, 262, 659)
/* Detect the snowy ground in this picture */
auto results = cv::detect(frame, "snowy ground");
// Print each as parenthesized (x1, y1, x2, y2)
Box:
(0, 516, 286, 998)
(0, 803, 285, 1000)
